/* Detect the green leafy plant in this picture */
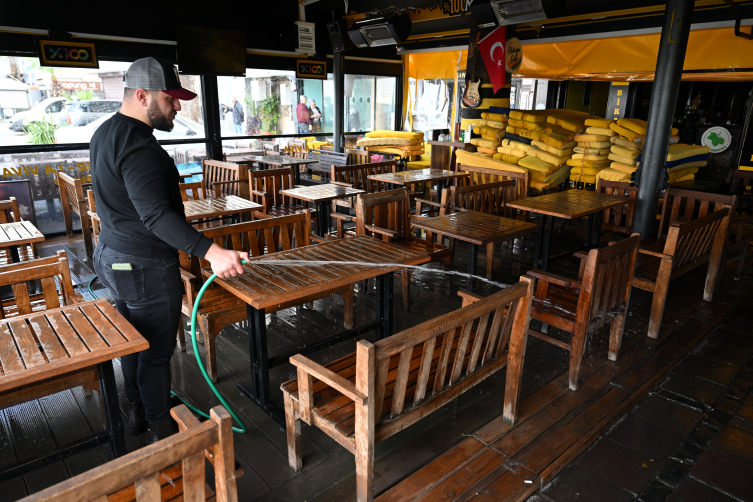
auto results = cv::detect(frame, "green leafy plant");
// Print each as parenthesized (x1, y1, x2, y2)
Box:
(61, 89, 96, 101)
(26, 113, 64, 144)
(259, 95, 281, 133)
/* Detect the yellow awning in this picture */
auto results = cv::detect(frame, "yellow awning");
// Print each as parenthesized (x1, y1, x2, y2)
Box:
(516, 26, 753, 81)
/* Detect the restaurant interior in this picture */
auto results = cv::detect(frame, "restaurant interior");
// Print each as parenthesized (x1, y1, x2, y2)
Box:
(0, 1, 753, 501)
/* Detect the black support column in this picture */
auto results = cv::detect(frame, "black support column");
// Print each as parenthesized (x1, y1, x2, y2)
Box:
(632, 0, 694, 237)
(333, 52, 345, 153)
(201, 75, 223, 161)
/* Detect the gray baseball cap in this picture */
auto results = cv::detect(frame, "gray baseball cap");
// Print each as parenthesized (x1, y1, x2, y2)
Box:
(124, 57, 197, 100)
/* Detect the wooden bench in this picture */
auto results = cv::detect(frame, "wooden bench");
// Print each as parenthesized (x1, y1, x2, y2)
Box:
(178, 213, 354, 382)
(330, 160, 398, 238)
(633, 188, 732, 339)
(281, 279, 533, 502)
(57, 170, 94, 257)
(521, 235, 641, 393)
(249, 167, 315, 220)
(356, 188, 451, 310)
(303, 149, 348, 184)
(19, 405, 239, 502)
(595, 179, 639, 236)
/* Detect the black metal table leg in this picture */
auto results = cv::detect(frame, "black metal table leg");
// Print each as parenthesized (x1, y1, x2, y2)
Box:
(294, 164, 301, 185)
(385, 272, 393, 339)
(375, 274, 385, 340)
(541, 215, 554, 272)
(468, 243, 478, 292)
(9, 245, 20, 263)
(591, 212, 603, 248)
(98, 361, 126, 458)
(584, 214, 594, 247)
(316, 201, 329, 237)
(533, 214, 545, 270)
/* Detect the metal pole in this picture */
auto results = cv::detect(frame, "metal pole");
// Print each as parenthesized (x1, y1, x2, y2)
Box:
(333, 52, 345, 153)
(632, 0, 694, 237)
(200, 75, 223, 161)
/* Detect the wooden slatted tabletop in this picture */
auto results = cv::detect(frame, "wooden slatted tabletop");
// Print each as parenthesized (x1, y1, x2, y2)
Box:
(0, 299, 147, 393)
(280, 184, 365, 203)
(368, 168, 469, 186)
(182, 195, 262, 221)
(506, 190, 635, 219)
(411, 210, 538, 246)
(0, 221, 45, 247)
(208, 235, 430, 310)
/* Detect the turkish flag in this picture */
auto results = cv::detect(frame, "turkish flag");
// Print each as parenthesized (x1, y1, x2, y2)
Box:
(478, 26, 507, 94)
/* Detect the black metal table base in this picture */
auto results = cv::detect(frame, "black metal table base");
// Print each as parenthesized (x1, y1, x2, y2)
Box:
(238, 273, 394, 427)
(467, 243, 478, 292)
(0, 361, 125, 482)
(315, 201, 330, 237)
(533, 213, 603, 271)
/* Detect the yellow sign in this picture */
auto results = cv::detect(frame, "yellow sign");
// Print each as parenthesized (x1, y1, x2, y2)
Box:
(505, 38, 522, 73)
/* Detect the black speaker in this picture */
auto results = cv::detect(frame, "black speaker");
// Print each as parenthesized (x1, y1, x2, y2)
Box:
(327, 19, 353, 52)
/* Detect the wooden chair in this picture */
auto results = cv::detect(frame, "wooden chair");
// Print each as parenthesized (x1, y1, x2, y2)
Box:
(455, 164, 530, 219)
(355, 188, 451, 310)
(261, 141, 280, 155)
(202, 159, 250, 198)
(57, 170, 94, 257)
(86, 190, 101, 250)
(178, 213, 354, 382)
(281, 279, 533, 502)
(0, 197, 37, 264)
(0, 250, 84, 319)
(726, 169, 753, 193)
(178, 180, 209, 201)
(249, 167, 314, 220)
(596, 179, 639, 236)
(519, 235, 641, 393)
(288, 138, 307, 153)
(19, 405, 239, 502)
(330, 160, 399, 238)
(633, 188, 733, 338)
(303, 149, 348, 184)
(346, 148, 370, 165)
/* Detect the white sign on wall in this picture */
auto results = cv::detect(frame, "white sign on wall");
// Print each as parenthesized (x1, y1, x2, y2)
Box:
(701, 126, 732, 154)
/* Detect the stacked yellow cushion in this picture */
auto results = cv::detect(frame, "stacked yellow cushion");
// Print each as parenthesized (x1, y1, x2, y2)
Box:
(470, 138, 501, 150)
(666, 143, 710, 161)
(611, 136, 643, 150)
(455, 149, 527, 174)
(606, 135, 642, 181)
(596, 168, 631, 182)
(365, 130, 424, 140)
(585, 118, 615, 128)
(498, 146, 528, 159)
(585, 127, 616, 137)
(609, 122, 643, 142)
(493, 153, 522, 164)
(574, 147, 610, 156)
(617, 118, 679, 137)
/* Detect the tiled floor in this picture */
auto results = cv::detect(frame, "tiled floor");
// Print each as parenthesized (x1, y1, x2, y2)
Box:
(531, 298, 753, 502)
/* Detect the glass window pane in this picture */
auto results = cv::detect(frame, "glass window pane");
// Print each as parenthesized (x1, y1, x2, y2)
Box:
(347, 76, 374, 132)
(375, 77, 396, 131)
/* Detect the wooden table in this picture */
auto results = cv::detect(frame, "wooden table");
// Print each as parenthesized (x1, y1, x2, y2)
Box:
(368, 169, 469, 202)
(0, 300, 148, 481)
(207, 235, 430, 425)
(411, 210, 537, 290)
(507, 190, 636, 271)
(182, 195, 262, 221)
(241, 155, 317, 185)
(0, 221, 45, 262)
(280, 184, 365, 237)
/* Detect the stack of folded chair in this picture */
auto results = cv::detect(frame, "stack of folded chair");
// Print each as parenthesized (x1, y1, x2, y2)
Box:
(635, 143, 710, 185)
(569, 117, 613, 187)
(356, 131, 425, 158)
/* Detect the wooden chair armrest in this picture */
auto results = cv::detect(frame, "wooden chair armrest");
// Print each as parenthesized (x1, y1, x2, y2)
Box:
(290, 354, 367, 404)
(331, 213, 354, 221)
(211, 180, 242, 186)
(457, 289, 484, 307)
(179, 268, 197, 281)
(638, 248, 673, 259)
(330, 181, 354, 188)
(365, 225, 400, 238)
(310, 234, 329, 244)
(527, 269, 581, 289)
(414, 198, 444, 208)
(573, 251, 588, 262)
(251, 189, 272, 199)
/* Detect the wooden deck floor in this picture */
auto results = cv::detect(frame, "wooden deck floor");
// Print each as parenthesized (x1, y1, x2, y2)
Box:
(1, 223, 750, 502)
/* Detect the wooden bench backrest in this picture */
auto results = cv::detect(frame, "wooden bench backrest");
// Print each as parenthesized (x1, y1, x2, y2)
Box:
(658, 187, 736, 240)
(288, 139, 307, 152)
(202, 159, 250, 198)
(178, 181, 208, 202)
(249, 167, 296, 209)
(309, 149, 348, 167)
(579, 234, 641, 324)
(457, 164, 529, 200)
(446, 181, 517, 218)
(331, 160, 398, 194)
(595, 180, 638, 235)
(292, 150, 308, 160)
(363, 280, 532, 428)
(345, 148, 370, 165)
(0, 197, 20, 224)
(0, 251, 77, 319)
(355, 188, 411, 241)
(20, 405, 237, 502)
(664, 207, 729, 274)
(726, 169, 753, 189)
(57, 170, 86, 217)
(186, 212, 312, 269)
(261, 141, 279, 154)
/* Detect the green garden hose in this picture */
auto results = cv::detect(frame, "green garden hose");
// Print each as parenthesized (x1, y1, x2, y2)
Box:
(87, 265, 248, 434)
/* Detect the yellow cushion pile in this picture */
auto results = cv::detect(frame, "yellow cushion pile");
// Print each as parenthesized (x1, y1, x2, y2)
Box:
(596, 136, 643, 183)
(360, 131, 425, 158)
(569, 120, 613, 185)
(455, 149, 527, 174)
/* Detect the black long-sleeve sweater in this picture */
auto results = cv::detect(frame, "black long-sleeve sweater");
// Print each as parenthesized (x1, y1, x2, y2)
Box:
(90, 112, 213, 259)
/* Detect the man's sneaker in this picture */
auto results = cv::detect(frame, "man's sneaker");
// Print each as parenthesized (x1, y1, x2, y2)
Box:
(146, 420, 176, 445)
(125, 400, 147, 436)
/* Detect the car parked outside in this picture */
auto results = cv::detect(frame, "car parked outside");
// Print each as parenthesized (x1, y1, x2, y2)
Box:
(9, 97, 70, 132)
(60, 100, 123, 127)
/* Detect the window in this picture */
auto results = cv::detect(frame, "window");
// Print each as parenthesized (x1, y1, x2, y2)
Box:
(88, 101, 110, 113)
(406, 77, 453, 134)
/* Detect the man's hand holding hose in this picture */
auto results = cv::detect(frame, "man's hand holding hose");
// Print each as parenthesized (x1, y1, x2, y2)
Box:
(204, 243, 249, 278)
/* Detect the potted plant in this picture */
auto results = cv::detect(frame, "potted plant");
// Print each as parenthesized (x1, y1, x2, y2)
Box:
(245, 101, 262, 135)
(259, 95, 281, 135)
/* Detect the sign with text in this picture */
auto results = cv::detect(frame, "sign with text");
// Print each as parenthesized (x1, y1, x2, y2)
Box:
(38, 40, 98, 68)
(606, 82, 630, 120)
(59, 81, 101, 91)
(296, 60, 327, 80)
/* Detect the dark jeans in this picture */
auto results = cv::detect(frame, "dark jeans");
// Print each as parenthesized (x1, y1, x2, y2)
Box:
(93, 243, 182, 423)
(298, 123, 311, 134)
